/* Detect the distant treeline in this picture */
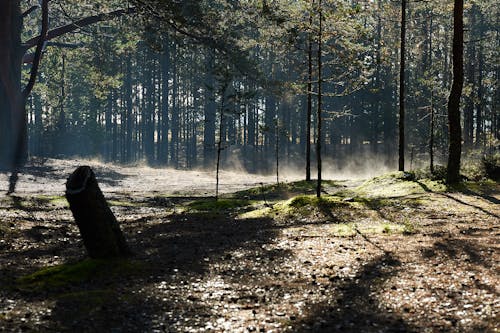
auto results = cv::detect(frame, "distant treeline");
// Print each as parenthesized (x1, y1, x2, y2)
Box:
(25, 1, 498, 173)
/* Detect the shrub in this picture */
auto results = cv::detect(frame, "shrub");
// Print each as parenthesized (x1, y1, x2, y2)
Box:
(482, 154, 500, 181)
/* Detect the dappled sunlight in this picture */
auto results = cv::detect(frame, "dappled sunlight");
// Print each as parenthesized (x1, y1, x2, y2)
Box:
(0, 166, 498, 332)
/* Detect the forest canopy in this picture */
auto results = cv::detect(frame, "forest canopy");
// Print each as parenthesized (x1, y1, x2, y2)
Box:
(2, 0, 499, 177)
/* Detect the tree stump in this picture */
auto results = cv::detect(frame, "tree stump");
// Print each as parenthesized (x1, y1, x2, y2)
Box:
(66, 166, 130, 258)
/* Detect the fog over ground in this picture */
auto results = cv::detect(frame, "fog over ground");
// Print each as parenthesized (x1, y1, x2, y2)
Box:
(0, 157, 394, 196)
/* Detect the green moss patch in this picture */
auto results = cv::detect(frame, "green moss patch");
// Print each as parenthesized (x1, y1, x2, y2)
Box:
(107, 200, 143, 207)
(238, 207, 273, 219)
(17, 259, 145, 292)
(271, 195, 348, 221)
(287, 195, 342, 209)
(356, 172, 446, 198)
(325, 221, 414, 237)
(36, 195, 68, 207)
(235, 180, 339, 199)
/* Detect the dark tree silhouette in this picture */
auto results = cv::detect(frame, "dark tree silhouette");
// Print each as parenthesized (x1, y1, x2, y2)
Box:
(0, 1, 135, 193)
(446, 0, 464, 184)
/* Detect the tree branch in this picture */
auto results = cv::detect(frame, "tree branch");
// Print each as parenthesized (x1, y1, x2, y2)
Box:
(22, 5, 40, 18)
(22, 0, 48, 99)
(23, 7, 137, 51)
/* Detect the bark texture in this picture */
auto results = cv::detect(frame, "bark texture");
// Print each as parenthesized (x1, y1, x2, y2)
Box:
(0, 1, 23, 170)
(446, 0, 464, 184)
(66, 166, 130, 258)
(398, 0, 406, 172)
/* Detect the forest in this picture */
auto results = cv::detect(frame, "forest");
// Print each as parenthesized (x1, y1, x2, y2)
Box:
(0, 0, 498, 332)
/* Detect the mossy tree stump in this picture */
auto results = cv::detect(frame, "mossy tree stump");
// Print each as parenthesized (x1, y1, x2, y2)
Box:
(66, 166, 130, 258)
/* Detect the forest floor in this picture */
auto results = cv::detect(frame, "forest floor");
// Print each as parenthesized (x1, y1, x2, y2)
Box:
(0, 158, 498, 333)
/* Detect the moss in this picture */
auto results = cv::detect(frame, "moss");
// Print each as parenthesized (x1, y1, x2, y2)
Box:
(107, 200, 142, 207)
(5, 195, 69, 210)
(268, 195, 347, 222)
(235, 180, 338, 199)
(329, 223, 356, 237)
(17, 259, 145, 292)
(287, 195, 343, 209)
(238, 207, 272, 219)
(364, 223, 404, 234)
(356, 222, 406, 235)
(402, 218, 419, 235)
(355, 172, 446, 198)
(35, 195, 68, 206)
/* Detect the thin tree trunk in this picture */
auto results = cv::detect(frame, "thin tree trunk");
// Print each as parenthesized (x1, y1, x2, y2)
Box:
(316, 0, 323, 198)
(160, 39, 170, 165)
(124, 54, 133, 163)
(306, 1, 313, 182)
(446, 0, 464, 184)
(215, 91, 226, 200)
(398, 0, 406, 172)
(204, 51, 217, 168)
(430, 91, 435, 174)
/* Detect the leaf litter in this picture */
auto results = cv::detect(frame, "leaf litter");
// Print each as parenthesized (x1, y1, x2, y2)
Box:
(0, 159, 498, 332)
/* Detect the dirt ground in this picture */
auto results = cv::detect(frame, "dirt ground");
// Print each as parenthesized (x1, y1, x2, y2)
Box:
(0, 159, 498, 332)
(0, 158, 297, 196)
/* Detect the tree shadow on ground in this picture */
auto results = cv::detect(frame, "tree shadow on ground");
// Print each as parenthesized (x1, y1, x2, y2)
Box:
(288, 252, 417, 333)
(415, 181, 499, 218)
(349, 195, 424, 223)
(459, 187, 500, 205)
(3, 207, 287, 332)
(1, 161, 128, 191)
(90, 166, 128, 187)
(425, 237, 495, 269)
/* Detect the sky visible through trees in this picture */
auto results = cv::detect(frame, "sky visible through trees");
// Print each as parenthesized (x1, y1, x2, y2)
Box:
(0, 2, 499, 332)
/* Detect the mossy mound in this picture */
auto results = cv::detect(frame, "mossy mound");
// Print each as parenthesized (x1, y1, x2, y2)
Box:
(272, 195, 348, 220)
(17, 259, 145, 292)
(235, 180, 338, 200)
(356, 172, 446, 198)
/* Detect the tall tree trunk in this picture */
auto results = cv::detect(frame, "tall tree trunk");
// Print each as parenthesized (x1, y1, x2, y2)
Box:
(316, 0, 323, 198)
(104, 91, 113, 161)
(0, 1, 23, 171)
(170, 43, 179, 167)
(476, 59, 483, 146)
(33, 91, 43, 156)
(160, 39, 170, 165)
(306, 2, 313, 182)
(446, 0, 464, 184)
(124, 54, 133, 163)
(398, 0, 406, 172)
(463, 4, 476, 149)
(203, 50, 216, 168)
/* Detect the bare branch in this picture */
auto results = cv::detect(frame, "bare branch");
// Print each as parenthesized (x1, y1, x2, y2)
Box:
(22, 0, 48, 99)
(22, 5, 40, 18)
(23, 7, 137, 51)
